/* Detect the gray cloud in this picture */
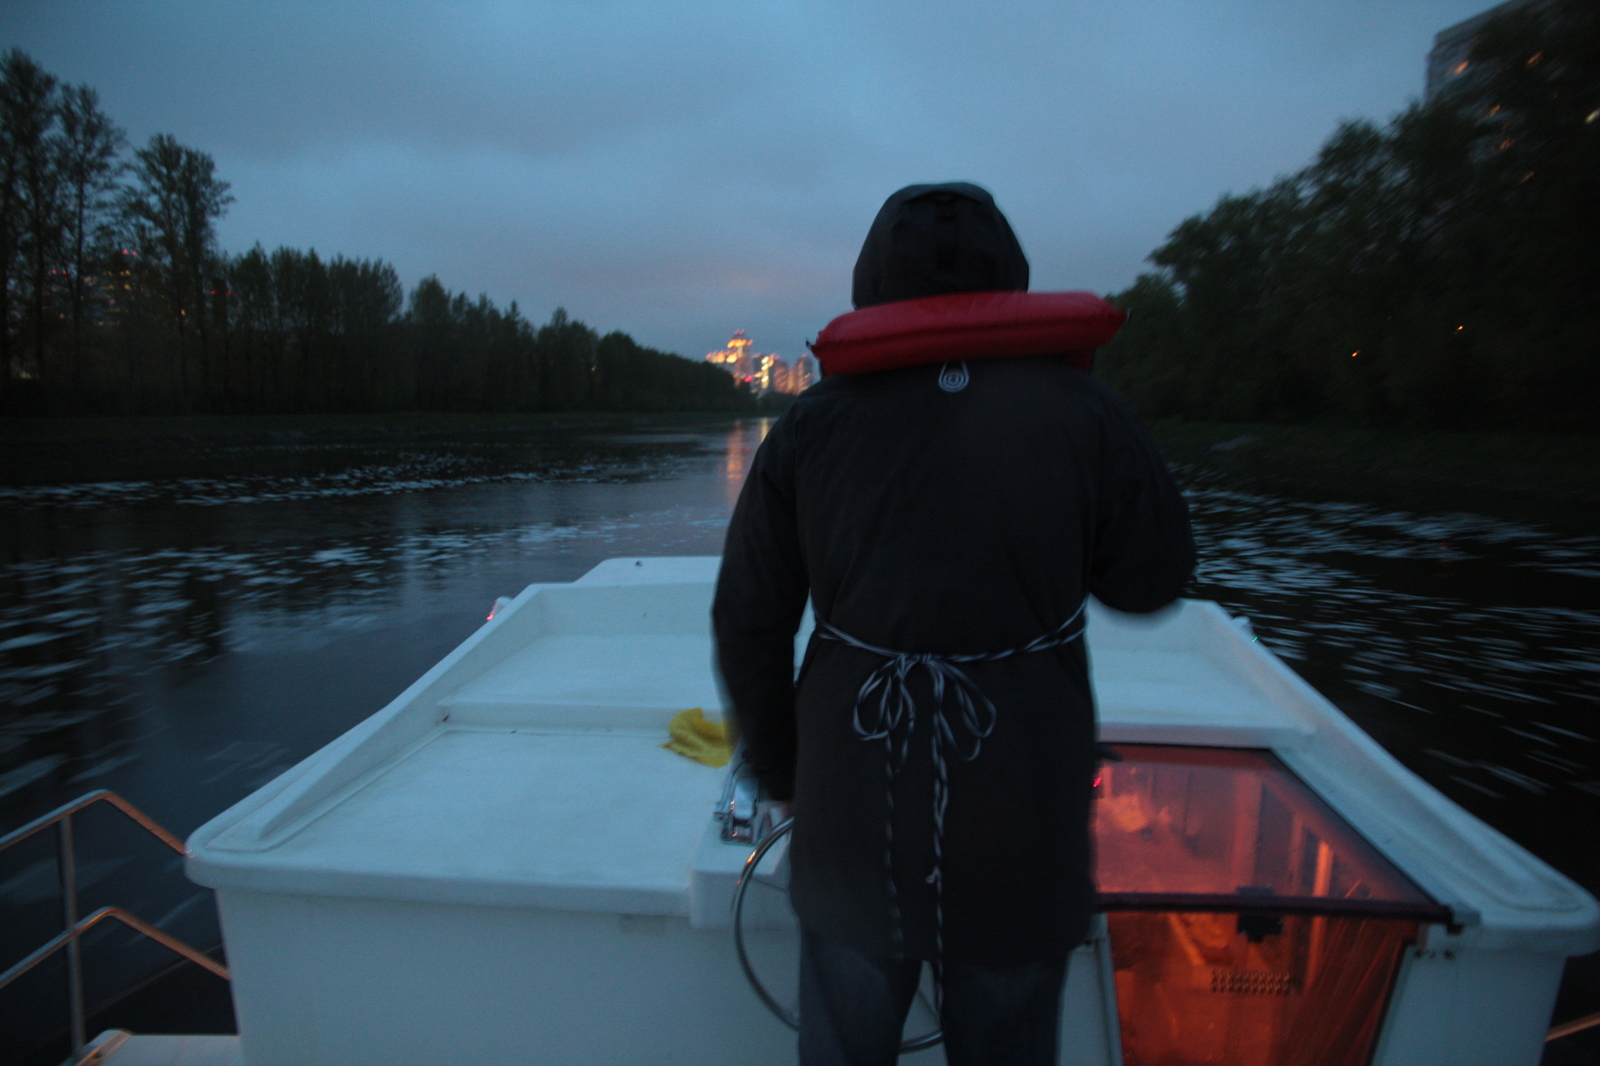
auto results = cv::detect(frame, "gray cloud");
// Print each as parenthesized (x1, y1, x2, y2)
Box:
(6, 0, 1492, 361)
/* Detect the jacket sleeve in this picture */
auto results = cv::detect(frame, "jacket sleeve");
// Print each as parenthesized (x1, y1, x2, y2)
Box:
(712, 414, 809, 800)
(1088, 393, 1197, 613)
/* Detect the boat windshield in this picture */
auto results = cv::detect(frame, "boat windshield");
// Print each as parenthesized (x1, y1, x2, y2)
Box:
(1095, 745, 1442, 1066)
(1094, 744, 1443, 918)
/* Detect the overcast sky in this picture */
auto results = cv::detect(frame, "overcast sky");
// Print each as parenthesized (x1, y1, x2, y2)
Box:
(7, 0, 1489, 363)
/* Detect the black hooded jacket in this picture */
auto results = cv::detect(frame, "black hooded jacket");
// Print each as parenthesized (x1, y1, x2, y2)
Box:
(712, 184, 1195, 965)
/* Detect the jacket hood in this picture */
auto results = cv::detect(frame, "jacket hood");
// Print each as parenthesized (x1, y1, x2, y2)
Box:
(851, 182, 1029, 310)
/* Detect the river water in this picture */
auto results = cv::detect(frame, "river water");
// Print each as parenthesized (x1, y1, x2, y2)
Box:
(1, 418, 1596, 1059)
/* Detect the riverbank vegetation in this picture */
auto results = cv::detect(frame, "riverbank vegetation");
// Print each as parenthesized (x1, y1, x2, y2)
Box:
(1101, 0, 1597, 435)
(0, 51, 753, 417)
(4, 0, 1594, 430)
(1144, 419, 1600, 504)
(0, 409, 748, 447)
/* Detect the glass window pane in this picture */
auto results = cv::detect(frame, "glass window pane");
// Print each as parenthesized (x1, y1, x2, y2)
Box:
(1107, 912, 1417, 1066)
(1094, 747, 1435, 1066)
(1094, 745, 1438, 914)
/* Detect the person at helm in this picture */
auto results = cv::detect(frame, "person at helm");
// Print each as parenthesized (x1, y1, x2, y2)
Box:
(714, 182, 1195, 1066)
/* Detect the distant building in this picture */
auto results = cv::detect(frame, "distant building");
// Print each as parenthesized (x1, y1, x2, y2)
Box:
(706, 330, 756, 382)
(785, 352, 819, 394)
(705, 332, 818, 395)
(1426, 0, 1546, 101)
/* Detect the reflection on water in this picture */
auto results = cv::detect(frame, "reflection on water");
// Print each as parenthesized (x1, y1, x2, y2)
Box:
(1183, 464, 1598, 806)
(0, 419, 1596, 1052)
(723, 417, 772, 506)
(0, 437, 707, 511)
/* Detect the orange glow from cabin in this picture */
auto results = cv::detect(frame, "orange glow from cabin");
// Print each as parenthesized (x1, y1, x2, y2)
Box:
(1093, 746, 1432, 1066)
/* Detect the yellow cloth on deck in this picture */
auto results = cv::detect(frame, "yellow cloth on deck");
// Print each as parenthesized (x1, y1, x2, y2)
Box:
(662, 707, 732, 768)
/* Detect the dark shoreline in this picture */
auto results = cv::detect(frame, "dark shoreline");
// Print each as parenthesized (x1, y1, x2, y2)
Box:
(0, 411, 757, 488)
(0, 409, 748, 448)
(1146, 419, 1600, 512)
(4, 411, 1595, 509)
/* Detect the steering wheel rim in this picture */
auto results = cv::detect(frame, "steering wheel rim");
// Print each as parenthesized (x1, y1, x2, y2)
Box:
(732, 817, 943, 1053)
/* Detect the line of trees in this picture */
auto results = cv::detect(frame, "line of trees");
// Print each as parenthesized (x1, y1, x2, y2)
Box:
(1100, 0, 1597, 433)
(0, 50, 754, 416)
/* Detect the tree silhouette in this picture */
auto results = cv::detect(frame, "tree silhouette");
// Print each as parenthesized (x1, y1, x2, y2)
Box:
(0, 51, 754, 418)
(1101, 0, 1597, 433)
(55, 84, 126, 388)
(120, 133, 233, 403)
(0, 50, 60, 387)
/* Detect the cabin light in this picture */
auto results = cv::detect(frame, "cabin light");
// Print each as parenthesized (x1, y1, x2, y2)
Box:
(1351, 350, 1360, 358)
(1521, 171, 1535, 183)
(1526, 52, 1543, 68)
(1488, 105, 1502, 117)
(1456, 325, 1465, 332)
(1587, 109, 1599, 124)
(1452, 61, 1468, 75)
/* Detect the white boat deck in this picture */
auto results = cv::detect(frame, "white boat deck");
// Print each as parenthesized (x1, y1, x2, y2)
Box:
(247, 725, 714, 913)
(1094, 643, 1312, 749)
(190, 556, 1597, 940)
(179, 556, 1600, 1066)
(446, 634, 722, 723)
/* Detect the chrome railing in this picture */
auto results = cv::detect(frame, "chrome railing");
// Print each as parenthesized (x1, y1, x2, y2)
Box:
(0, 789, 230, 1062)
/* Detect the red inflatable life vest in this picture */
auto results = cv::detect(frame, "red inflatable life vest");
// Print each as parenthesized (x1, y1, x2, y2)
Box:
(809, 290, 1127, 376)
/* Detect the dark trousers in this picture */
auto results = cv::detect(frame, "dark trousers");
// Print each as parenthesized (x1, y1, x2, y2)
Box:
(798, 926, 1068, 1066)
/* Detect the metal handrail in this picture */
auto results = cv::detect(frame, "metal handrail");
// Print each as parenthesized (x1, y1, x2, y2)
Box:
(1, 905, 231, 987)
(0, 790, 229, 1061)
(1549, 1010, 1600, 1042)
